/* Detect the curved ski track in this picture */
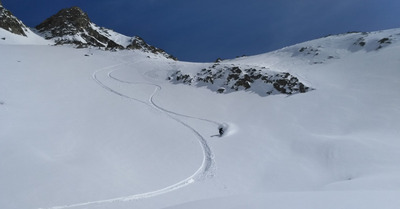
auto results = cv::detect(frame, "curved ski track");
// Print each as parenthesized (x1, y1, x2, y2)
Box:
(40, 61, 220, 209)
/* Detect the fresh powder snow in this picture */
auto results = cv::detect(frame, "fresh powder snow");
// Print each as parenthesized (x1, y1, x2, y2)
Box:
(1, 26, 400, 209)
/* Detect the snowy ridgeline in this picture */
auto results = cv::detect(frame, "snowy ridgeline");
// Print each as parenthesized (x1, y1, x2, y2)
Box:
(33, 7, 177, 60)
(167, 30, 400, 96)
(281, 30, 400, 65)
(168, 64, 312, 96)
(0, 5, 177, 60)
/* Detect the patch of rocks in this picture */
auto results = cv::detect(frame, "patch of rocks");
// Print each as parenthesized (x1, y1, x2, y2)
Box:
(168, 64, 312, 96)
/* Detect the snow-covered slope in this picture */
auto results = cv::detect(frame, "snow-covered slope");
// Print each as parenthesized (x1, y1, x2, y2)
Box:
(1, 27, 400, 209)
(229, 28, 400, 66)
(169, 29, 400, 96)
(0, 27, 51, 45)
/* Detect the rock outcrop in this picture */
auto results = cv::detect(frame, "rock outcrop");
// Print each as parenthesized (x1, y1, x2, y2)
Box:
(169, 64, 312, 96)
(0, 2, 28, 36)
(35, 6, 176, 60)
(35, 7, 121, 49)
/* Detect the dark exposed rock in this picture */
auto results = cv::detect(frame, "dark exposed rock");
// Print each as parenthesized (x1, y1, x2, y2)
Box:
(217, 88, 225, 93)
(0, 3, 28, 36)
(127, 36, 177, 60)
(376, 37, 392, 50)
(36, 7, 90, 36)
(35, 6, 177, 60)
(127, 36, 151, 50)
(378, 38, 391, 44)
(215, 58, 223, 63)
(35, 7, 122, 49)
(169, 64, 312, 97)
(0, 4, 175, 59)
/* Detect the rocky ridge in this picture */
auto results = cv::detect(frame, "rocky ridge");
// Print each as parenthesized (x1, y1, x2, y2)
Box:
(34, 7, 176, 60)
(0, 1, 28, 36)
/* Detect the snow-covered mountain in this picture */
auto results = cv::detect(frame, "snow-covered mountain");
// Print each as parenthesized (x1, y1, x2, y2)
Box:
(0, 4, 175, 59)
(1, 3, 400, 209)
(0, 1, 28, 36)
(34, 7, 176, 60)
(0, 3, 51, 45)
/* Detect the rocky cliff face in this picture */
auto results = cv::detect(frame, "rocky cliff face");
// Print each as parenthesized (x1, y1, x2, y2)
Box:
(0, 2, 28, 36)
(35, 6, 176, 60)
(35, 7, 123, 49)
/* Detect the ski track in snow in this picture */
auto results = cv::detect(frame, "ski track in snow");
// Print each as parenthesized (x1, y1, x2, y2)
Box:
(108, 70, 221, 126)
(40, 61, 220, 209)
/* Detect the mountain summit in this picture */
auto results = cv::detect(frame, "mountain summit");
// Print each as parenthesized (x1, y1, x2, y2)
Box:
(35, 7, 117, 48)
(0, 1, 28, 36)
(35, 6, 176, 59)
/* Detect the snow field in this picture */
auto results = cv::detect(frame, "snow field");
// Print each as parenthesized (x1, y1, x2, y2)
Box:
(1, 28, 400, 209)
(0, 46, 207, 209)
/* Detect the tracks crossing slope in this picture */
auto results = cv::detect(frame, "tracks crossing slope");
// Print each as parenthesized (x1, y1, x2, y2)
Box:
(41, 61, 220, 209)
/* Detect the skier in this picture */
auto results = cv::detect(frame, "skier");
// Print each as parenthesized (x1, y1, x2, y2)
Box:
(219, 127, 224, 136)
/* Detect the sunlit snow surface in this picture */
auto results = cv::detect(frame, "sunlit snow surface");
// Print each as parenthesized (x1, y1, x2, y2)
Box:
(1, 28, 400, 209)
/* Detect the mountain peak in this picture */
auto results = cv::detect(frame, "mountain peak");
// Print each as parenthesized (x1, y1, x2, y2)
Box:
(53, 6, 89, 26)
(63, 6, 85, 14)
(35, 6, 121, 49)
(35, 6, 91, 40)
(0, 2, 28, 36)
(34, 6, 176, 60)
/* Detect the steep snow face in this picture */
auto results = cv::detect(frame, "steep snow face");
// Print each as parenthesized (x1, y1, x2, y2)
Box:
(34, 6, 176, 60)
(1, 28, 400, 209)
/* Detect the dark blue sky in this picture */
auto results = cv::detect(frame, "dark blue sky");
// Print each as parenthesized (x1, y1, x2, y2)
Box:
(3, 0, 400, 62)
